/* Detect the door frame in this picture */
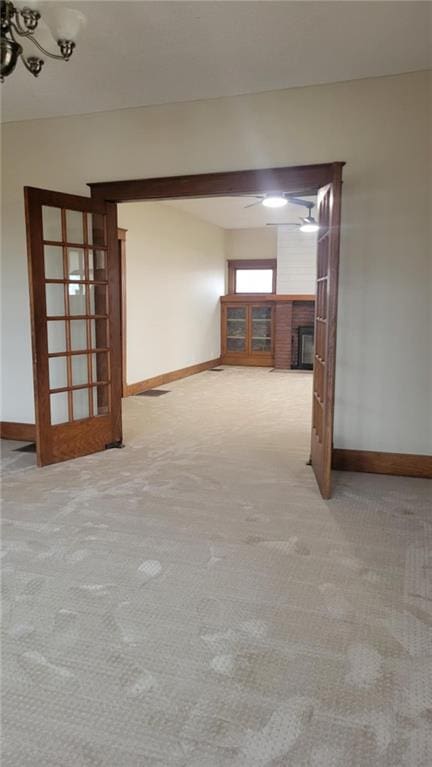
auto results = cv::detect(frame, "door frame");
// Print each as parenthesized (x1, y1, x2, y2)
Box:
(117, 227, 128, 398)
(89, 162, 344, 494)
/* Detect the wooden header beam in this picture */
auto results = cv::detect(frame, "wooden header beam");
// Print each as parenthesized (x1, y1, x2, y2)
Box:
(89, 163, 345, 203)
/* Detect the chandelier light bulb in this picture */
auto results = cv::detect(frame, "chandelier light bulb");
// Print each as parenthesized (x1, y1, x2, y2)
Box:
(49, 7, 86, 43)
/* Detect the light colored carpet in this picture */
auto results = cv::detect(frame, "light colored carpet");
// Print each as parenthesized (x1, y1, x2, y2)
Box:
(1, 366, 431, 767)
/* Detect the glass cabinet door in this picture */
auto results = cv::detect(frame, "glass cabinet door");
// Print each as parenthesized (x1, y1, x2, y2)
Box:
(226, 305, 247, 352)
(251, 305, 272, 352)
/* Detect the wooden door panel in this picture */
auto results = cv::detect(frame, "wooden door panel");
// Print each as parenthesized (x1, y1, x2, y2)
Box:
(310, 172, 342, 499)
(25, 187, 122, 466)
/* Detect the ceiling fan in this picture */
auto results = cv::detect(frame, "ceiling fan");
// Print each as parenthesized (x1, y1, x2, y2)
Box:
(244, 193, 319, 232)
(244, 193, 292, 209)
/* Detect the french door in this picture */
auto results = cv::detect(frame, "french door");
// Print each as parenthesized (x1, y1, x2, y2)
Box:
(310, 173, 342, 499)
(25, 187, 122, 466)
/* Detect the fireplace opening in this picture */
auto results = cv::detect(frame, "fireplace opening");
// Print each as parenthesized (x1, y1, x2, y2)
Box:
(297, 325, 314, 370)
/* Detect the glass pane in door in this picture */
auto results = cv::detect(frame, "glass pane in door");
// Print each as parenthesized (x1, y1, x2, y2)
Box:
(70, 319, 88, 350)
(91, 352, 110, 384)
(226, 305, 246, 352)
(88, 214, 106, 248)
(251, 305, 272, 352)
(69, 285, 87, 315)
(91, 318, 108, 349)
(71, 354, 89, 386)
(44, 246, 64, 279)
(46, 284, 65, 316)
(47, 321, 67, 353)
(252, 306, 272, 320)
(49, 356, 68, 389)
(89, 250, 107, 280)
(67, 248, 86, 282)
(66, 210, 85, 244)
(89, 284, 108, 315)
(227, 337, 246, 352)
(50, 392, 69, 425)
(93, 385, 110, 416)
(227, 320, 246, 338)
(42, 206, 62, 242)
(73, 388, 90, 420)
(227, 306, 246, 320)
(251, 338, 271, 352)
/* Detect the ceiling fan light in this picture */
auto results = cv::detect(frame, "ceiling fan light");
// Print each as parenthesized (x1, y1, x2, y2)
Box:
(262, 195, 287, 208)
(300, 222, 319, 233)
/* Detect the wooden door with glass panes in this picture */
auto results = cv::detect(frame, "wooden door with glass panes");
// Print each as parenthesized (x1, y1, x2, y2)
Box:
(25, 187, 122, 466)
(310, 176, 342, 499)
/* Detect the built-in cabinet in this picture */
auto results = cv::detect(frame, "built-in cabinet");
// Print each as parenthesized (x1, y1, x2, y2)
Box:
(220, 294, 315, 369)
(221, 299, 274, 366)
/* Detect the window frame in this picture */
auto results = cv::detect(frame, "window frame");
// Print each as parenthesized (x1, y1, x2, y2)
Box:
(227, 259, 277, 295)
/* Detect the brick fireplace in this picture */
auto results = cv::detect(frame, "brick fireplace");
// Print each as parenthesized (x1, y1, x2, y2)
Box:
(274, 299, 315, 369)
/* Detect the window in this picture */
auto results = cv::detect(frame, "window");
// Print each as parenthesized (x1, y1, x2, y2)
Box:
(228, 259, 277, 294)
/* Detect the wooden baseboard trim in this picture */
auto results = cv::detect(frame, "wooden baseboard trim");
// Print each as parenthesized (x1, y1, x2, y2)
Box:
(332, 448, 432, 479)
(0, 422, 36, 442)
(126, 358, 222, 396)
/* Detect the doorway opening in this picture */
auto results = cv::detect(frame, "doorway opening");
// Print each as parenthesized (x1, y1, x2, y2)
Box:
(24, 162, 343, 497)
(117, 193, 317, 385)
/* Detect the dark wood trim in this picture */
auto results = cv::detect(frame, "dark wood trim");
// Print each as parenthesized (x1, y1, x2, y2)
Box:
(89, 162, 344, 499)
(228, 259, 277, 269)
(221, 294, 315, 303)
(126, 357, 222, 396)
(26, 187, 107, 213)
(88, 163, 345, 203)
(117, 228, 128, 397)
(332, 449, 432, 479)
(227, 258, 277, 294)
(221, 355, 273, 367)
(0, 422, 36, 441)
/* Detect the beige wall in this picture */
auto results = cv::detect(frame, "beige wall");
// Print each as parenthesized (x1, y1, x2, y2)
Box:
(118, 202, 225, 384)
(225, 227, 277, 261)
(224, 227, 277, 292)
(1, 71, 431, 453)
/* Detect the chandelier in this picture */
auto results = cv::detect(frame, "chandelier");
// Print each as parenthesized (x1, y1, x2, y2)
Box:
(0, 0, 76, 81)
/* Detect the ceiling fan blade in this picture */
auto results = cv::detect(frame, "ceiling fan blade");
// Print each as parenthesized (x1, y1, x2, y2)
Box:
(265, 222, 300, 227)
(244, 199, 263, 209)
(300, 215, 318, 225)
(287, 196, 315, 210)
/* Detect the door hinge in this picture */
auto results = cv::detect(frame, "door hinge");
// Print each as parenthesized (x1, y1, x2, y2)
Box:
(105, 440, 125, 450)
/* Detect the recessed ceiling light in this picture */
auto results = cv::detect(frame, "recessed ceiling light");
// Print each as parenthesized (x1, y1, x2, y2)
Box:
(262, 195, 287, 208)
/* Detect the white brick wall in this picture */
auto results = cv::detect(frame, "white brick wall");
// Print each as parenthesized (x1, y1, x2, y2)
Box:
(276, 227, 317, 294)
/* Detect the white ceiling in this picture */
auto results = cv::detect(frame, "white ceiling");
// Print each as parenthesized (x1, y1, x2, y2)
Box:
(2, 1, 431, 123)
(161, 195, 316, 230)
